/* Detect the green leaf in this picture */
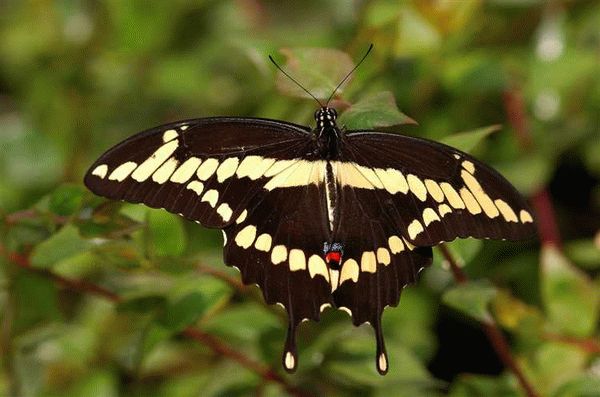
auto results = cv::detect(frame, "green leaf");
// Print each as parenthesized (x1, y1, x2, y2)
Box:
(536, 343, 588, 396)
(449, 374, 520, 397)
(147, 209, 187, 257)
(442, 280, 498, 323)
(540, 245, 600, 336)
(30, 224, 92, 269)
(440, 125, 501, 154)
(553, 375, 600, 397)
(564, 238, 600, 270)
(433, 239, 483, 269)
(337, 91, 417, 130)
(13, 273, 61, 331)
(48, 184, 85, 216)
(275, 47, 354, 100)
(68, 370, 119, 397)
(159, 277, 230, 332)
(496, 152, 554, 197)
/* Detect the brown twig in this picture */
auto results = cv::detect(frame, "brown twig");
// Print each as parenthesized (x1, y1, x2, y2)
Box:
(543, 333, 600, 354)
(182, 328, 311, 397)
(439, 244, 541, 397)
(1, 246, 312, 397)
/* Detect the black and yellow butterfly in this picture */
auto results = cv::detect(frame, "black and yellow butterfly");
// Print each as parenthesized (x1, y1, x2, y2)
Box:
(84, 50, 535, 375)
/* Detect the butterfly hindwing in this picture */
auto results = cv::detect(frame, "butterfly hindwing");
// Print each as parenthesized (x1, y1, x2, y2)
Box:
(223, 180, 333, 372)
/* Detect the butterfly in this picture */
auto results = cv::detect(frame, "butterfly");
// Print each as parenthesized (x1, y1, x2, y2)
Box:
(84, 46, 535, 375)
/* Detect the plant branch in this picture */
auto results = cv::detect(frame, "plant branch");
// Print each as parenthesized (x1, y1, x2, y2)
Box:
(0, 246, 313, 397)
(543, 333, 600, 354)
(439, 244, 541, 397)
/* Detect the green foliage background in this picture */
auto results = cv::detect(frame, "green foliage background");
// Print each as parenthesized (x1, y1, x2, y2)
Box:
(1, 1, 599, 396)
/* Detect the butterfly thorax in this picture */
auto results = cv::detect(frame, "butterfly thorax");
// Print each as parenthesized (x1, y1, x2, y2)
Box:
(314, 107, 342, 160)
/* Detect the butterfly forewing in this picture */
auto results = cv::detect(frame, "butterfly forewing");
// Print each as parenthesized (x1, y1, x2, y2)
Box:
(84, 118, 313, 228)
(339, 131, 536, 246)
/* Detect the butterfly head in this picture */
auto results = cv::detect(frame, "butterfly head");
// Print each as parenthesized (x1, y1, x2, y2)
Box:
(315, 107, 338, 131)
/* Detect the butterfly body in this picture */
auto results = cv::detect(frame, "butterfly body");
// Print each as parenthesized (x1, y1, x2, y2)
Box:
(85, 106, 535, 375)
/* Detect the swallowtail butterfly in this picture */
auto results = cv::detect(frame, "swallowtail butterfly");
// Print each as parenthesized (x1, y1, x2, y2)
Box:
(84, 48, 535, 375)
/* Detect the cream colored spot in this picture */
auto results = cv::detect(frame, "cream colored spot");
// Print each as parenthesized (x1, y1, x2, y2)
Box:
(236, 209, 248, 224)
(378, 353, 388, 373)
(461, 170, 499, 218)
(407, 219, 424, 239)
(235, 225, 257, 249)
(338, 306, 352, 316)
(152, 157, 178, 184)
(201, 189, 219, 207)
(376, 248, 391, 265)
(374, 168, 409, 194)
(216, 157, 239, 182)
(422, 207, 441, 226)
(289, 249, 306, 271)
(460, 187, 482, 215)
(438, 204, 452, 217)
(320, 303, 331, 312)
(91, 164, 108, 179)
(162, 129, 178, 142)
(335, 162, 382, 189)
(132, 141, 179, 182)
(453, 154, 461, 159)
(240, 157, 277, 180)
(388, 235, 404, 254)
(264, 160, 325, 190)
(254, 233, 272, 252)
(329, 269, 340, 292)
(425, 179, 444, 203)
(109, 161, 137, 181)
(308, 255, 329, 280)
(196, 158, 219, 181)
(519, 210, 534, 223)
(339, 259, 359, 284)
(264, 159, 296, 177)
(216, 203, 233, 222)
(440, 182, 465, 209)
(361, 251, 377, 273)
(494, 199, 518, 222)
(170, 157, 201, 183)
(236, 156, 262, 178)
(186, 181, 204, 195)
(404, 238, 415, 251)
(284, 351, 295, 370)
(462, 160, 475, 174)
(180, 125, 189, 131)
(271, 245, 287, 265)
(407, 174, 427, 201)
(221, 230, 227, 245)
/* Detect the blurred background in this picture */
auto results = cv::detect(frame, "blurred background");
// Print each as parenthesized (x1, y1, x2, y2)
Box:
(1, 1, 599, 396)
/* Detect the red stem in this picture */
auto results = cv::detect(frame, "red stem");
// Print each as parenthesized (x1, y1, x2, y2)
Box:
(0, 246, 312, 397)
(502, 89, 562, 248)
(439, 245, 541, 397)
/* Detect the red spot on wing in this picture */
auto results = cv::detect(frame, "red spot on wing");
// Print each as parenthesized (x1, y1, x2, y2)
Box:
(325, 251, 342, 265)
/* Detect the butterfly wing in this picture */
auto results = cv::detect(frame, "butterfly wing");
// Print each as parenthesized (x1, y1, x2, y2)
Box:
(326, 130, 535, 373)
(84, 117, 313, 228)
(84, 117, 334, 372)
(338, 131, 536, 246)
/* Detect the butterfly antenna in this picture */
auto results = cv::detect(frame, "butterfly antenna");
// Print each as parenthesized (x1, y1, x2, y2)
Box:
(269, 55, 324, 107)
(325, 43, 374, 106)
